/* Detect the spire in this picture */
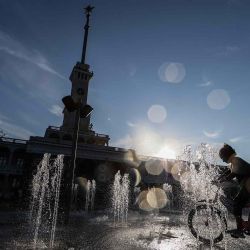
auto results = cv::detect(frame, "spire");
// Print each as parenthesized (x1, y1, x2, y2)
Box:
(81, 5, 95, 64)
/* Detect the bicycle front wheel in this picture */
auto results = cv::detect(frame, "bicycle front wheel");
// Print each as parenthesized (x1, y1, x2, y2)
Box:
(188, 204, 227, 244)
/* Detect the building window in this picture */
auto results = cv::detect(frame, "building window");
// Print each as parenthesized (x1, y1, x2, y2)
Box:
(0, 156, 7, 167)
(16, 158, 24, 168)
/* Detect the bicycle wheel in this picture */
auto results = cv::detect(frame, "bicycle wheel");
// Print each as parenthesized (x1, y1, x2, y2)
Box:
(188, 204, 227, 244)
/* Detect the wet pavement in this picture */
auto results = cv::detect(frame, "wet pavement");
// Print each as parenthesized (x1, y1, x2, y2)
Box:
(1, 210, 250, 249)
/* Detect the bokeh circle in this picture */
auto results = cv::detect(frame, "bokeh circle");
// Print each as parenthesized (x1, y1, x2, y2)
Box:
(147, 105, 167, 123)
(158, 62, 186, 83)
(207, 89, 230, 110)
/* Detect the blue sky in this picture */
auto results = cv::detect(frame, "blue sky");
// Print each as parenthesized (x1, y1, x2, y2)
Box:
(0, 0, 250, 162)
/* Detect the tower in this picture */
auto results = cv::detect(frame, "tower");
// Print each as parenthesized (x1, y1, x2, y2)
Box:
(62, 5, 94, 133)
(45, 6, 109, 146)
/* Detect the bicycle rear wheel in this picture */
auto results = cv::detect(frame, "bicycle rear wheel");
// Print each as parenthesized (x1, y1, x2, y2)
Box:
(188, 204, 227, 244)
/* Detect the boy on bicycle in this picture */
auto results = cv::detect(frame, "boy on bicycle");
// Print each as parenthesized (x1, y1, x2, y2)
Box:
(219, 144, 250, 238)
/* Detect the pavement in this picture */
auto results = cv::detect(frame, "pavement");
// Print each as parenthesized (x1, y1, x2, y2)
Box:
(1, 210, 250, 250)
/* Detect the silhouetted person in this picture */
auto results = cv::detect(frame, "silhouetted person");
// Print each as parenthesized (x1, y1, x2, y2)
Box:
(219, 144, 250, 238)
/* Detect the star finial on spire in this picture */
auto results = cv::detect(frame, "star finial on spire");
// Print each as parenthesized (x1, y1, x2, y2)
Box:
(84, 5, 94, 15)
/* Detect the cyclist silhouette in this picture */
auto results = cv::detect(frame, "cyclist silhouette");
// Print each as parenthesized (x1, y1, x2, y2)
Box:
(219, 144, 250, 238)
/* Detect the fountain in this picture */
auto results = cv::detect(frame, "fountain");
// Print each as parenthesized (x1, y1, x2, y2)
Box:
(176, 144, 228, 247)
(85, 180, 91, 212)
(29, 153, 64, 249)
(85, 179, 96, 212)
(163, 183, 174, 210)
(91, 180, 96, 210)
(177, 144, 221, 206)
(112, 171, 130, 224)
(2, 144, 241, 249)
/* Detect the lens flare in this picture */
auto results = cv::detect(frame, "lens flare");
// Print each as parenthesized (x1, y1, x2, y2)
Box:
(145, 159, 164, 175)
(76, 177, 88, 189)
(129, 168, 141, 186)
(138, 190, 154, 211)
(203, 129, 221, 139)
(163, 160, 174, 174)
(207, 89, 230, 110)
(158, 62, 186, 83)
(124, 149, 141, 167)
(147, 104, 167, 123)
(147, 187, 168, 209)
(171, 161, 188, 181)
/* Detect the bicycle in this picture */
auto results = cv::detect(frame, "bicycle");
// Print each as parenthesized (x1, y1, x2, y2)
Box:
(188, 182, 250, 244)
(188, 193, 227, 244)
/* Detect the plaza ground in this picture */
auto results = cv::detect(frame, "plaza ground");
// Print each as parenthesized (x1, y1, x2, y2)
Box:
(1, 210, 250, 250)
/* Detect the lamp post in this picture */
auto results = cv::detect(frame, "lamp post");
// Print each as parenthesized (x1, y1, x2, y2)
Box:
(62, 5, 94, 225)
(63, 90, 93, 225)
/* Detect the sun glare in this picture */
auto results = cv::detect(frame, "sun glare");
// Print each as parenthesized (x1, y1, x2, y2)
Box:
(155, 145, 176, 159)
(127, 125, 177, 160)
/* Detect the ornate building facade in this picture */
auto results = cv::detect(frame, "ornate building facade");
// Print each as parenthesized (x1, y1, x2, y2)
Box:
(0, 6, 171, 209)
